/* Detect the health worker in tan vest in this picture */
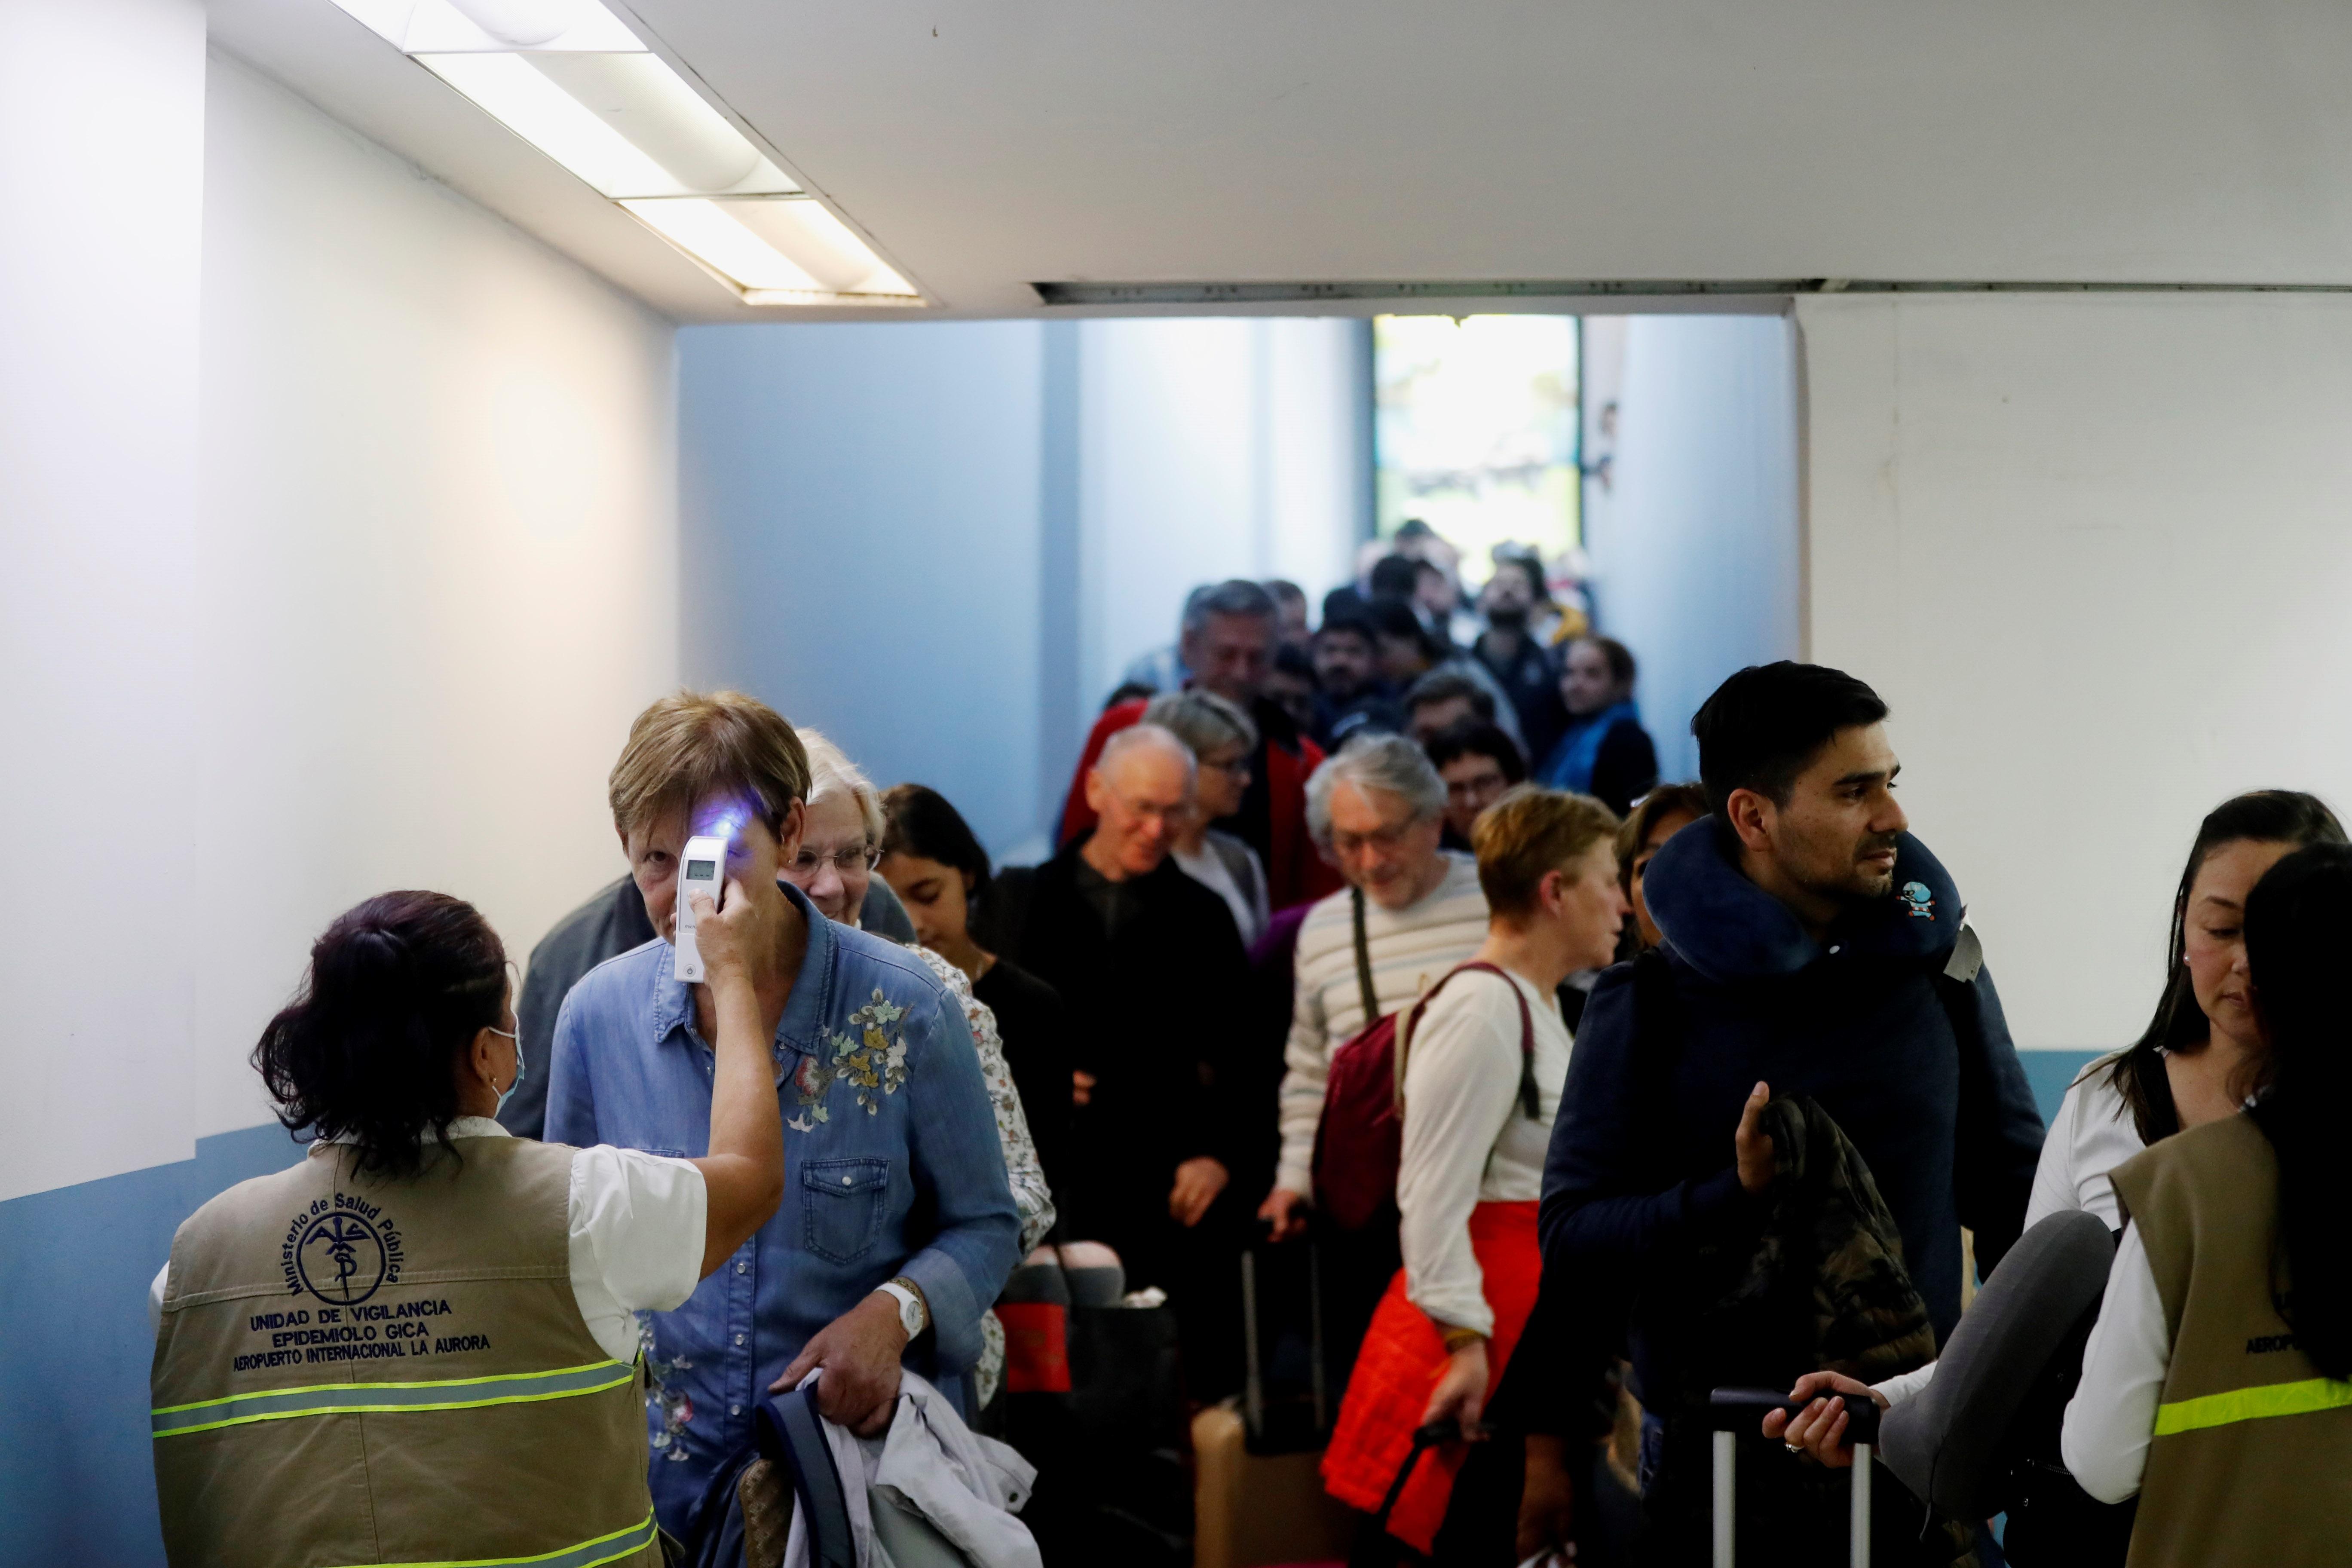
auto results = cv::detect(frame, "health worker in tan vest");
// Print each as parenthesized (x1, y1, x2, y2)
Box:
(2064, 841, 2352, 1567)
(148, 882, 789, 1568)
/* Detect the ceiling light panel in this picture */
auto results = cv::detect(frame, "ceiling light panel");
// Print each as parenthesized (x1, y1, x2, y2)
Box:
(325, 0, 920, 306)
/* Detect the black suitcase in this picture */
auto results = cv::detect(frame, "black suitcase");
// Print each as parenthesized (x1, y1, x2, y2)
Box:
(1705, 1387, 1883, 1568)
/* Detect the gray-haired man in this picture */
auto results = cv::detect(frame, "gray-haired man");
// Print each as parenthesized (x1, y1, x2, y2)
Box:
(1262, 734, 1491, 1237)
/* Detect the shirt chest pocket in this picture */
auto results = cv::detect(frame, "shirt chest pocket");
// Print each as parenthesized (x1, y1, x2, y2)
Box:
(801, 1158, 891, 1264)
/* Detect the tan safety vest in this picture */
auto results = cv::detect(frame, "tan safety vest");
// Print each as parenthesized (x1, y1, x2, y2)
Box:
(2107, 1113, 2352, 1568)
(150, 1135, 662, 1568)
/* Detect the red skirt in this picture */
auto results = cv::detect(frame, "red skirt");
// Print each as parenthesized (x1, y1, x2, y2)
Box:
(1320, 1200, 1543, 1554)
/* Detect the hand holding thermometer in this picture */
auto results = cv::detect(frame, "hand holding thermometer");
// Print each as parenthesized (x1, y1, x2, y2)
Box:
(673, 834, 729, 983)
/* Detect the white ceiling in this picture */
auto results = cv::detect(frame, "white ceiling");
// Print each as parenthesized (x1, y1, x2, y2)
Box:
(217, 0, 2352, 322)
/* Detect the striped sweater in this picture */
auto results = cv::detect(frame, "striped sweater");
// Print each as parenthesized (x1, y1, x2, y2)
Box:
(1273, 852, 1491, 1196)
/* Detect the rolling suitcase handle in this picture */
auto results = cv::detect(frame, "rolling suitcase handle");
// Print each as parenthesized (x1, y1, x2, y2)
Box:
(1706, 1387, 1881, 1568)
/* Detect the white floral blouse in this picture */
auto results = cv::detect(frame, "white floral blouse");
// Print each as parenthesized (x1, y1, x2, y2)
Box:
(908, 944, 1056, 1255)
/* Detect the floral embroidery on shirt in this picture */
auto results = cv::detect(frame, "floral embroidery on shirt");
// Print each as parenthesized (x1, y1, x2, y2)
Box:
(795, 990, 911, 1118)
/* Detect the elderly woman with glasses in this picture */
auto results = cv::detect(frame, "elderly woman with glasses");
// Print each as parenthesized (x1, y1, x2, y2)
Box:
(1142, 689, 1273, 946)
(788, 732, 1056, 1269)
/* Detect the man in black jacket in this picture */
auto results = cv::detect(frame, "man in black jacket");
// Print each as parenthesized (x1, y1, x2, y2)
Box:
(988, 723, 1253, 1393)
(1539, 662, 2046, 1563)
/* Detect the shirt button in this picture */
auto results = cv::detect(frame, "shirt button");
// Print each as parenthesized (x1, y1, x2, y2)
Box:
(735, 1261, 749, 1275)
(734, 1333, 746, 1347)
(1828, 944, 1843, 955)
(731, 1404, 742, 1416)
(841, 1175, 853, 1186)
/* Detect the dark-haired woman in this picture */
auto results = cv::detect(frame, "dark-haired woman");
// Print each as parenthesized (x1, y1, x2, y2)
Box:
(1613, 781, 1708, 960)
(2062, 841, 2352, 1564)
(1772, 792, 2346, 1550)
(877, 783, 1073, 1203)
(148, 887, 786, 1568)
(1536, 637, 1657, 816)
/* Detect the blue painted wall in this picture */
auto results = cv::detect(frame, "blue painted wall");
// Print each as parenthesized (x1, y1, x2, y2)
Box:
(1585, 315, 1803, 785)
(679, 321, 1055, 860)
(0, 1123, 307, 1566)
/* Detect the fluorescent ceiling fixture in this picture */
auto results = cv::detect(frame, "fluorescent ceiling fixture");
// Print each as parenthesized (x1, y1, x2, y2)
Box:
(620, 199, 823, 292)
(420, 52, 794, 197)
(331, 0, 641, 52)
(710, 200, 916, 296)
(328, 0, 919, 303)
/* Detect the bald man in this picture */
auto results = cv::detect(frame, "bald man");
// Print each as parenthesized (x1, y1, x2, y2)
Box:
(986, 726, 1256, 1396)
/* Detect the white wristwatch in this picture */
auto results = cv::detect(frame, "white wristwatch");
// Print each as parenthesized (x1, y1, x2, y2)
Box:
(876, 1278, 928, 1341)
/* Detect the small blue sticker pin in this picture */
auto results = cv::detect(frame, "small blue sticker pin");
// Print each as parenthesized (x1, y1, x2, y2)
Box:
(1900, 881, 1936, 919)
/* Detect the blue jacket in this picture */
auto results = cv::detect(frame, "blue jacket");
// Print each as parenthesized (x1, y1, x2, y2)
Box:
(1540, 819, 2044, 1409)
(544, 880, 1021, 1537)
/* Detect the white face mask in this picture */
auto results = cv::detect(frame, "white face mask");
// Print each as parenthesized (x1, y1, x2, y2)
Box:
(487, 1020, 524, 1110)
(487, 965, 524, 1109)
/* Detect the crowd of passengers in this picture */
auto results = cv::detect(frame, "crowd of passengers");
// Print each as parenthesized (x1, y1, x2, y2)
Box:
(147, 530, 2352, 1568)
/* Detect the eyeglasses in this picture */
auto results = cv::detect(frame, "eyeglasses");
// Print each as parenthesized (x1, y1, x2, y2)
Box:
(1329, 820, 1421, 858)
(1109, 799, 1187, 825)
(1201, 755, 1254, 781)
(787, 845, 881, 877)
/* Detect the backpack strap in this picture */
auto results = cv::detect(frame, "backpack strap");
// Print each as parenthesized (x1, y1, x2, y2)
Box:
(1395, 961, 1543, 1121)
(1350, 885, 1379, 1027)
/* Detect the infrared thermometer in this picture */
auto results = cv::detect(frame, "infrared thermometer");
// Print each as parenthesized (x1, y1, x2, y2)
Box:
(673, 834, 729, 983)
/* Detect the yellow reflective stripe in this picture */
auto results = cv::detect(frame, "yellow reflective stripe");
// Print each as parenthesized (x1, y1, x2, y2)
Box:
(152, 1360, 633, 1437)
(2153, 1376, 2352, 1436)
(320, 1508, 658, 1568)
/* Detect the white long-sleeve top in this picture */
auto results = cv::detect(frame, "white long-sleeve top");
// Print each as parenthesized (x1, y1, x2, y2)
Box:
(2059, 1219, 2172, 1503)
(1396, 965, 1570, 1338)
(1874, 1056, 2145, 1407)
(1274, 854, 1489, 1196)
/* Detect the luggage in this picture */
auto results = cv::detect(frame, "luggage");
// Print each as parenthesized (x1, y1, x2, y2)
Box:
(1195, 1239, 1354, 1568)
(1240, 1243, 1329, 1454)
(1192, 1400, 1354, 1568)
(1704, 1388, 1881, 1568)
(1000, 1252, 1189, 1566)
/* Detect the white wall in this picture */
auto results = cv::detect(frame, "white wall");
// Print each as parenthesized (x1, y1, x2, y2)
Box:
(0, 50, 680, 1202)
(1585, 315, 1803, 783)
(1801, 292, 2352, 1052)
(1077, 317, 1365, 714)
(0, 0, 208, 1204)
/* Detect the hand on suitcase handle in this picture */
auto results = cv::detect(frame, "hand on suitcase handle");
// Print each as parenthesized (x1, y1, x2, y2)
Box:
(1257, 1185, 1311, 1242)
(1713, 1377, 1885, 1467)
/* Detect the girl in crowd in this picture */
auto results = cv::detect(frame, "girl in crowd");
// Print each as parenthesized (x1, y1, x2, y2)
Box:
(789, 732, 1056, 1258)
(1769, 791, 2344, 1556)
(1613, 782, 1708, 959)
(2062, 840, 2352, 1562)
(151, 889, 786, 1566)
(1142, 688, 1274, 945)
(1537, 637, 1658, 816)
(1323, 787, 1628, 1565)
(876, 781, 1074, 1205)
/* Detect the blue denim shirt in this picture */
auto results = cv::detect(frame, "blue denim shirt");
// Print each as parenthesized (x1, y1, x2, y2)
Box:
(543, 880, 1021, 1535)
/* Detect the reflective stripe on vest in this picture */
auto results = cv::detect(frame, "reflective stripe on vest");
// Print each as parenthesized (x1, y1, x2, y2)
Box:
(150, 1359, 634, 1438)
(2153, 1375, 2352, 1437)
(318, 1508, 658, 1568)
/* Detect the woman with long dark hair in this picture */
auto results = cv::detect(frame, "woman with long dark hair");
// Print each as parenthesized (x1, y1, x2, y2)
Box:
(148, 887, 787, 1568)
(2063, 841, 2352, 1562)
(877, 782, 1074, 1204)
(1772, 792, 2344, 1555)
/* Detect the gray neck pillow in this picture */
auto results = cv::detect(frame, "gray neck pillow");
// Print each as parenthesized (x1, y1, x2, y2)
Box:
(1879, 1209, 2115, 1514)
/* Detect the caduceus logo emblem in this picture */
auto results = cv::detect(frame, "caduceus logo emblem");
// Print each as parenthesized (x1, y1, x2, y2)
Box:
(296, 1212, 389, 1305)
